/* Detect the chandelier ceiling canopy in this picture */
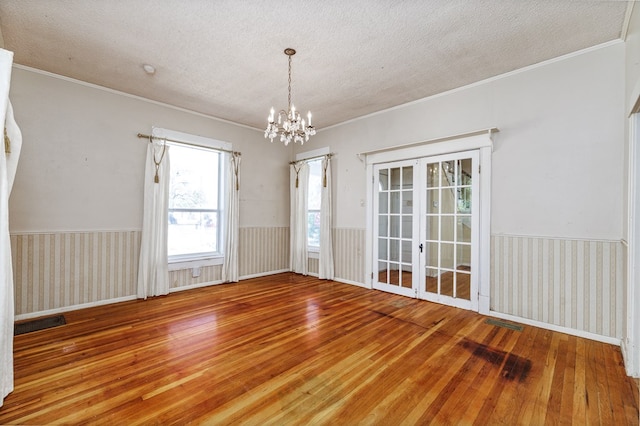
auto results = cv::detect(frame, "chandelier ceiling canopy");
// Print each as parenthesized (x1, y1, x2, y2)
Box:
(264, 48, 316, 146)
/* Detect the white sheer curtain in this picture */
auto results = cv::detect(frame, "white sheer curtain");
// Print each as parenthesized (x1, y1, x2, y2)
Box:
(319, 156, 334, 279)
(137, 134, 170, 299)
(290, 162, 309, 274)
(1, 48, 21, 407)
(222, 152, 240, 282)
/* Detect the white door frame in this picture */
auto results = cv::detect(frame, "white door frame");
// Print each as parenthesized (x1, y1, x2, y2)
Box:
(364, 131, 494, 314)
(625, 109, 640, 377)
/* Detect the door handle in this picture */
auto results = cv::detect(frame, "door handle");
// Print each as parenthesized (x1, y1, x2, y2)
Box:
(419, 243, 423, 253)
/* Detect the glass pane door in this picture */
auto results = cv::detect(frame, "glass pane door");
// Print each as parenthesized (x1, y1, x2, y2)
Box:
(373, 160, 417, 298)
(420, 151, 479, 310)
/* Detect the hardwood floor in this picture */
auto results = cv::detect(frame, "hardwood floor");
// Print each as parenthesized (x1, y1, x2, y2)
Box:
(1, 273, 638, 425)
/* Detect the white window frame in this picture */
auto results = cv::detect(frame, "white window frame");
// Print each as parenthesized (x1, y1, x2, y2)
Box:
(152, 127, 232, 272)
(307, 158, 322, 257)
(296, 147, 330, 258)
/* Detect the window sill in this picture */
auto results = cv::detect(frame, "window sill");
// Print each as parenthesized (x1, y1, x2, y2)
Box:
(308, 248, 319, 259)
(168, 256, 224, 271)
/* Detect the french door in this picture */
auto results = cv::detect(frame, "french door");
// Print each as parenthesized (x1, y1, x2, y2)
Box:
(373, 150, 479, 310)
(373, 159, 418, 298)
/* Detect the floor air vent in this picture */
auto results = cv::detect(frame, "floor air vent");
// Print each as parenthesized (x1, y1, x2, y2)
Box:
(14, 315, 66, 336)
(485, 318, 524, 332)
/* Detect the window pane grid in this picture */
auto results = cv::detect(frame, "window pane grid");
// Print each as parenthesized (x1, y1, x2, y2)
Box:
(168, 143, 222, 259)
(308, 159, 322, 247)
(424, 158, 473, 300)
(377, 165, 413, 288)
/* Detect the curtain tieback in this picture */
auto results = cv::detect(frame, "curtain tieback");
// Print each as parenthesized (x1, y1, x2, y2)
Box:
(4, 127, 9, 154)
(292, 163, 302, 188)
(152, 142, 167, 183)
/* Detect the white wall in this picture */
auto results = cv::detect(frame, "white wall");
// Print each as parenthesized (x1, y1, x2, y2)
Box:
(8, 66, 290, 232)
(627, 5, 640, 113)
(300, 42, 626, 241)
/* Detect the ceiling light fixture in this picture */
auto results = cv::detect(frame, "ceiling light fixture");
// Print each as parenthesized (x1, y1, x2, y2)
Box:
(142, 63, 156, 75)
(265, 48, 315, 145)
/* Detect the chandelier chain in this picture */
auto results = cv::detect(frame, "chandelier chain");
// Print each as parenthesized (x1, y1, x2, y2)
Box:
(287, 55, 292, 110)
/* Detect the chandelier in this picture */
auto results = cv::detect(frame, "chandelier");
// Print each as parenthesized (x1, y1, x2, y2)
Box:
(265, 48, 316, 145)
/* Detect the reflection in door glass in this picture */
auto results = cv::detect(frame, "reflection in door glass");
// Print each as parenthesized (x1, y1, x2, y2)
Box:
(379, 192, 389, 213)
(378, 215, 388, 237)
(441, 161, 455, 186)
(379, 169, 389, 190)
(441, 271, 454, 297)
(402, 167, 413, 189)
(378, 261, 388, 284)
(391, 168, 401, 189)
(427, 163, 439, 188)
(456, 269, 471, 300)
(441, 216, 455, 241)
(426, 242, 438, 268)
(457, 244, 471, 266)
(402, 220, 412, 239)
(426, 189, 439, 214)
(390, 192, 401, 214)
(426, 216, 439, 240)
(425, 268, 438, 293)
(390, 216, 400, 238)
(378, 238, 388, 260)
(389, 239, 400, 263)
(440, 242, 455, 270)
(456, 217, 471, 242)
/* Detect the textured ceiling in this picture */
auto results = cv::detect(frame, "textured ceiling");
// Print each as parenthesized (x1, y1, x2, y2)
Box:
(0, 0, 630, 130)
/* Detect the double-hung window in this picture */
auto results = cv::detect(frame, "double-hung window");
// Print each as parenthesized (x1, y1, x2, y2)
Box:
(307, 159, 322, 250)
(168, 142, 223, 263)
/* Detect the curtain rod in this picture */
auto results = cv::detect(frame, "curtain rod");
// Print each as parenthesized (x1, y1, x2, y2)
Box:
(289, 153, 334, 165)
(137, 133, 241, 156)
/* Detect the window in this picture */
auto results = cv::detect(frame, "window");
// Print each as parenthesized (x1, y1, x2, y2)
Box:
(307, 159, 322, 248)
(168, 143, 223, 260)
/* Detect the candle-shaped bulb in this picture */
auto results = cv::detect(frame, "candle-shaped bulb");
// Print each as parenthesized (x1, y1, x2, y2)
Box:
(307, 111, 312, 126)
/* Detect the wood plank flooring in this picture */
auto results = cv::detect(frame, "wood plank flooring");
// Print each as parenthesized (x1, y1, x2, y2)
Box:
(1, 273, 638, 425)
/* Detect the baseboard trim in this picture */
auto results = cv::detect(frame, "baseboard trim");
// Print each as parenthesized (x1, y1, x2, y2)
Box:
(14, 295, 138, 321)
(239, 269, 290, 281)
(169, 280, 225, 293)
(333, 277, 370, 289)
(489, 310, 621, 346)
(621, 339, 640, 377)
(286, 272, 369, 289)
